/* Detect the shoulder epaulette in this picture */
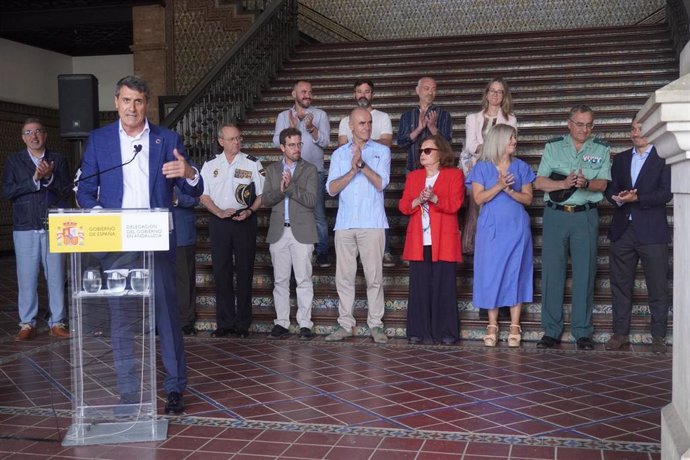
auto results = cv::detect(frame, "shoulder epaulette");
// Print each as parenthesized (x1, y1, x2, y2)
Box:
(593, 137, 610, 147)
(546, 136, 564, 144)
(246, 154, 258, 162)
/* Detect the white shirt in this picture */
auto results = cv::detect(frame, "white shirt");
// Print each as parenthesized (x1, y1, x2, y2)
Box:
(422, 172, 440, 246)
(119, 120, 150, 209)
(200, 151, 265, 210)
(338, 109, 393, 142)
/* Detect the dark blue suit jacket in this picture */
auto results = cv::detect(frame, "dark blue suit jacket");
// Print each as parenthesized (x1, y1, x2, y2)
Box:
(172, 185, 199, 247)
(76, 121, 202, 212)
(2, 149, 71, 230)
(605, 146, 671, 244)
(75, 119, 202, 394)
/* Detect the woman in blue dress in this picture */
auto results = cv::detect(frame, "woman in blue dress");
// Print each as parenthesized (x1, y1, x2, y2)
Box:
(466, 124, 535, 347)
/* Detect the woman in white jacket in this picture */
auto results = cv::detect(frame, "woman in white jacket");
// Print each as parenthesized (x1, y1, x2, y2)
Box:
(460, 78, 517, 255)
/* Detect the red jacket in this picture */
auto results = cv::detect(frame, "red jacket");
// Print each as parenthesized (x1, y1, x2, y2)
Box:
(399, 167, 465, 262)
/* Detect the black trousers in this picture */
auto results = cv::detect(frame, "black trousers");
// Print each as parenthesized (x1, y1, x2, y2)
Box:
(609, 224, 670, 338)
(176, 244, 196, 328)
(407, 246, 459, 342)
(209, 215, 257, 331)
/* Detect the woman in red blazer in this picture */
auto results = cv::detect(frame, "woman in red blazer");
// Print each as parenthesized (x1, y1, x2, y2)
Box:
(399, 134, 465, 345)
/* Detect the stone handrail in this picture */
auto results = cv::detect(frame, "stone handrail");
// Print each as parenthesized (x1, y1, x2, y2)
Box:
(161, 0, 298, 164)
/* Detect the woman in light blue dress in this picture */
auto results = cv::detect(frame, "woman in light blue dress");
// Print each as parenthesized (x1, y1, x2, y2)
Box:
(466, 124, 535, 347)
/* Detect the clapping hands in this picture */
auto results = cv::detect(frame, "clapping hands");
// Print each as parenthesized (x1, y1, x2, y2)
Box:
(33, 159, 55, 182)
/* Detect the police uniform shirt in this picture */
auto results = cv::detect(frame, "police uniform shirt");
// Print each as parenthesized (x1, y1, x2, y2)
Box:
(537, 134, 611, 206)
(200, 151, 265, 209)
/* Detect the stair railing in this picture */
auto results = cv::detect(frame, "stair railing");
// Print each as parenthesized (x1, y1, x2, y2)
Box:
(161, 0, 298, 164)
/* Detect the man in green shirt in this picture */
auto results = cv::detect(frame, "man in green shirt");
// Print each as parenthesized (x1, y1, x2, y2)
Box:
(534, 105, 611, 350)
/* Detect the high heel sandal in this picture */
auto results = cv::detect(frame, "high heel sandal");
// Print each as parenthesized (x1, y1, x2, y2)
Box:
(483, 324, 499, 347)
(508, 324, 522, 347)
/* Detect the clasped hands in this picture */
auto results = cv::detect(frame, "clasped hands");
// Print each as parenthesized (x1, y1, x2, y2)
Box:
(217, 207, 251, 221)
(562, 168, 588, 189)
(612, 189, 638, 204)
(418, 185, 437, 205)
(498, 170, 516, 192)
(280, 169, 292, 192)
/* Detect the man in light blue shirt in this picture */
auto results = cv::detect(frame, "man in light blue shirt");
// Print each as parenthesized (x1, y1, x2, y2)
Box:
(325, 108, 390, 344)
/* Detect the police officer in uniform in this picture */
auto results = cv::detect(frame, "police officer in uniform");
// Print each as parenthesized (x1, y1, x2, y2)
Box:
(534, 105, 611, 350)
(200, 123, 264, 337)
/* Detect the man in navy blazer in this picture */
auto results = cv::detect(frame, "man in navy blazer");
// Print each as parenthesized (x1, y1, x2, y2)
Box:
(77, 75, 203, 414)
(604, 117, 672, 354)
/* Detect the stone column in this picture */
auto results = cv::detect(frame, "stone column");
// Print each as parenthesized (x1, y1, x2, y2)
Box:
(131, 4, 167, 124)
(637, 64, 690, 459)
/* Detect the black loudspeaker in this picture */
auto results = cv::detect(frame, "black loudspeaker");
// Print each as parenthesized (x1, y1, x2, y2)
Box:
(58, 74, 99, 138)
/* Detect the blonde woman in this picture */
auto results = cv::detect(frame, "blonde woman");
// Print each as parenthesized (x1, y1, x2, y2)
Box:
(466, 124, 534, 347)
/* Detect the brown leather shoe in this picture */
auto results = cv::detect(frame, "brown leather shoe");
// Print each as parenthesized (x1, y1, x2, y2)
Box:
(16, 324, 35, 341)
(605, 334, 630, 350)
(50, 323, 70, 338)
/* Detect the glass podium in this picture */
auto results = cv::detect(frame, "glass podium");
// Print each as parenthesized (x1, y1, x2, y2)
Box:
(48, 209, 170, 446)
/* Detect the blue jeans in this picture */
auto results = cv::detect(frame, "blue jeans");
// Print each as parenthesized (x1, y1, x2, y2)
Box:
(315, 171, 329, 256)
(13, 230, 65, 326)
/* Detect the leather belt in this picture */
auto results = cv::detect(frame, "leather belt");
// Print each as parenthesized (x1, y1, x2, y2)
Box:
(284, 223, 291, 227)
(546, 201, 597, 213)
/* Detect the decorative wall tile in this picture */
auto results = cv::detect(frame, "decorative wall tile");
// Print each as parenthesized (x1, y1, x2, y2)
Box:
(299, 0, 665, 43)
(172, 0, 257, 94)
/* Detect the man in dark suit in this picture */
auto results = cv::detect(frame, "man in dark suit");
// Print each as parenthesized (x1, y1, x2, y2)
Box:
(172, 185, 199, 335)
(604, 117, 672, 354)
(76, 75, 203, 414)
(262, 127, 318, 339)
(3, 118, 71, 341)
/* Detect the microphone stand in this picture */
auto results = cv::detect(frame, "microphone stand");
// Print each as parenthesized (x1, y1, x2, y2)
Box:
(45, 145, 143, 228)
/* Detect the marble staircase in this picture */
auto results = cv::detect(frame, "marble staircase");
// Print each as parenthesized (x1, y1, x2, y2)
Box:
(190, 23, 677, 344)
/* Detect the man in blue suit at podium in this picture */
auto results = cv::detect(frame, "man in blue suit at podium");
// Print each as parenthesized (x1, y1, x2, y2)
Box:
(76, 75, 203, 415)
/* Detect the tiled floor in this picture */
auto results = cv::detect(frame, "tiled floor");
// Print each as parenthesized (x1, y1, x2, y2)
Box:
(0, 256, 669, 459)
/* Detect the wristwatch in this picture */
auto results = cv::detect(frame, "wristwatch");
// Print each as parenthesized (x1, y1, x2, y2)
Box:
(583, 179, 590, 189)
(357, 160, 366, 169)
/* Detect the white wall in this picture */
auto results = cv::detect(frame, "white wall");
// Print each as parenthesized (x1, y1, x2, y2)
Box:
(73, 55, 134, 110)
(0, 38, 133, 111)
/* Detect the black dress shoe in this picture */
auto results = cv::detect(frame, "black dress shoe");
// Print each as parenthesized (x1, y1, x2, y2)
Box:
(651, 337, 667, 354)
(298, 327, 315, 339)
(536, 335, 561, 349)
(236, 329, 249, 338)
(268, 324, 290, 339)
(182, 325, 196, 336)
(576, 337, 595, 350)
(164, 391, 184, 415)
(211, 327, 234, 337)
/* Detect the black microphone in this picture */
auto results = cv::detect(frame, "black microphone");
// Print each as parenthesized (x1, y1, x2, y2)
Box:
(75, 144, 143, 186)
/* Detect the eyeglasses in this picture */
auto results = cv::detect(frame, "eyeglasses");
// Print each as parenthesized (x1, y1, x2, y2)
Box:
(221, 136, 243, 142)
(285, 142, 303, 149)
(488, 90, 504, 95)
(569, 120, 594, 129)
(22, 128, 46, 136)
(420, 147, 438, 155)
